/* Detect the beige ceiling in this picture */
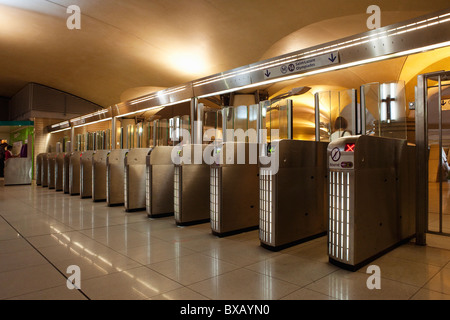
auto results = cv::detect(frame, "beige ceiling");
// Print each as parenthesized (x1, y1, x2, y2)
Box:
(0, 0, 449, 109)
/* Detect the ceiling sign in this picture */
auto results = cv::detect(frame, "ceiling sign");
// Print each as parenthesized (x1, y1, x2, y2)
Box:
(263, 51, 340, 79)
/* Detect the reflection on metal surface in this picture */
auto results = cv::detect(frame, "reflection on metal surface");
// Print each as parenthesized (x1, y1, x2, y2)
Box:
(4, 158, 32, 186)
(124, 148, 152, 212)
(92, 150, 110, 202)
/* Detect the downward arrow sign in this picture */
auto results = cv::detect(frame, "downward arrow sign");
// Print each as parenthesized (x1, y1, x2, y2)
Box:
(328, 53, 337, 63)
(264, 70, 271, 77)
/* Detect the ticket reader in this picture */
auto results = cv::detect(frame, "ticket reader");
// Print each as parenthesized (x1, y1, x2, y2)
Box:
(80, 151, 94, 199)
(124, 148, 152, 212)
(327, 135, 415, 271)
(69, 151, 82, 196)
(211, 142, 260, 237)
(174, 144, 211, 225)
(47, 153, 57, 189)
(41, 153, 49, 187)
(63, 153, 71, 194)
(259, 140, 328, 250)
(106, 149, 129, 206)
(92, 150, 110, 202)
(55, 153, 66, 191)
(146, 146, 175, 217)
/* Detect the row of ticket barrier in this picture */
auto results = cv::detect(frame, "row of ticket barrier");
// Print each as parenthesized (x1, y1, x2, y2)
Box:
(36, 135, 416, 271)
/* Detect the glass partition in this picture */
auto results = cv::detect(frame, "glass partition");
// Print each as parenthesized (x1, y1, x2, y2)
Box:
(315, 89, 356, 142)
(360, 80, 407, 140)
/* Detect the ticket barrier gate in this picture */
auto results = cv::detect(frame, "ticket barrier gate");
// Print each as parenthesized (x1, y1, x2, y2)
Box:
(92, 150, 110, 202)
(63, 153, 71, 194)
(124, 148, 152, 212)
(47, 153, 57, 189)
(69, 151, 82, 196)
(146, 146, 175, 218)
(174, 144, 211, 226)
(41, 153, 49, 187)
(107, 149, 129, 206)
(55, 153, 66, 191)
(327, 135, 415, 271)
(36, 153, 45, 186)
(210, 142, 260, 237)
(80, 151, 94, 199)
(259, 140, 328, 250)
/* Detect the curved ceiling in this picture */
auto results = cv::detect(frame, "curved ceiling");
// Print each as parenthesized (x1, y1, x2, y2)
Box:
(0, 0, 449, 109)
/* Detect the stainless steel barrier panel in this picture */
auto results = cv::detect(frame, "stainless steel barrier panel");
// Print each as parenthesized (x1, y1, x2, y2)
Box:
(210, 142, 259, 237)
(124, 148, 152, 212)
(63, 153, 70, 194)
(80, 151, 94, 199)
(47, 153, 57, 189)
(259, 140, 328, 250)
(327, 135, 415, 271)
(36, 153, 45, 186)
(146, 146, 175, 218)
(55, 153, 66, 191)
(41, 153, 49, 187)
(174, 144, 210, 226)
(4, 158, 32, 186)
(92, 150, 110, 202)
(69, 151, 82, 196)
(106, 149, 129, 206)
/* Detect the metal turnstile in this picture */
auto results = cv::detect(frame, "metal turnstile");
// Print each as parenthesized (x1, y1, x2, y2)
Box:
(259, 140, 328, 250)
(92, 150, 110, 202)
(124, 148, 152, 212)
(63, 153, 71, 194)
(174, 144, 211, 226)
(106, 149, 129, 206)
(36, 153, 45, 186)
(69, 151, 82, 196)
(80, 151, 94, 199)
(55, 153, 66, 191)
(41, 153, 49, 187)
(146, 146, 175, 218)
(47, 153, 57, 189)
(327, 135, 415, 271)
(210, 142, 259, 237)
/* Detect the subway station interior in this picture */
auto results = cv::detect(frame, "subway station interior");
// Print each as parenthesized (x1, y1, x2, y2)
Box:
(1, 0, 450, 302)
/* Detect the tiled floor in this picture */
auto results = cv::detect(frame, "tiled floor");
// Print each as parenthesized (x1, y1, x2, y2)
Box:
(2, 182, 450, 300)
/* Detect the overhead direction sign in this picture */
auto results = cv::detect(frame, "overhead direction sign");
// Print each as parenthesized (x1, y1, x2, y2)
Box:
(263, 51, 340, 80)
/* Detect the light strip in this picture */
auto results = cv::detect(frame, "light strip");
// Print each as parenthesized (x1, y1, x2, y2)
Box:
(73, 117, 112, 128)
(193, 11, 450, 89)
(50, 127, 72, 134)
(197, 40, 450, 99)
(129, 86, 188, 105)
(116, 98, 191, 118)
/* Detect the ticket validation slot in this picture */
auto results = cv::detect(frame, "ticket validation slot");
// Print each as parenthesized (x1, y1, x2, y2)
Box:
(124, 148, 152, 212)
(106, 149, 129, 206)
(47, 153, 57, 189)
(69, 151, 82, 196)
(259, 140, 328, 250)
(146, 146, 175, 218)
(92, 150, 110, 202)
(55, 153, 66, 191)
(327, 135, 415, 271)
(80, 151, 94, 199)
(211, 142, 260, 237)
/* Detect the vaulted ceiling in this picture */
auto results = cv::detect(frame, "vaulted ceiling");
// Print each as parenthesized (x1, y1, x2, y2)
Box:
(0, 0, 449, 109)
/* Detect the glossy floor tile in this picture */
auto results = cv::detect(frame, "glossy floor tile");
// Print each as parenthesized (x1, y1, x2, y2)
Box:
(2, 183, 450, 300)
